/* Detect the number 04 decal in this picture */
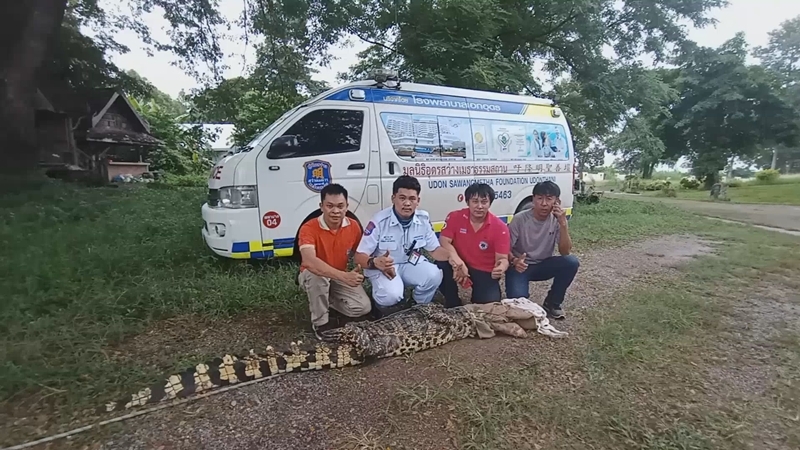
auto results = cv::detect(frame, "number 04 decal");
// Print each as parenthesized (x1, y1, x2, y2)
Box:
(262, 211, 282, 229)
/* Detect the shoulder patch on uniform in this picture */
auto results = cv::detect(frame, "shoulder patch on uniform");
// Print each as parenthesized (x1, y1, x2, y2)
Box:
(364, 221, 376, 236)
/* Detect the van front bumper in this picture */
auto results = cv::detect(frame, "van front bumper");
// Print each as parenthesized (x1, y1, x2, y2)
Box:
(201, 203, 262, 259)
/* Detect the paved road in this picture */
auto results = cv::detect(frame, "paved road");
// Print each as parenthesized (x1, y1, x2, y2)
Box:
(607, 193, 800, 233)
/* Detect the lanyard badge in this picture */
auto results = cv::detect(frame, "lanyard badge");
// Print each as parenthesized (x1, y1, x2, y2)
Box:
(405, 239, 421, 265)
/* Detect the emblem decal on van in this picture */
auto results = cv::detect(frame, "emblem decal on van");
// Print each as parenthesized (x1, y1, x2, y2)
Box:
(303, 160, 332, 192)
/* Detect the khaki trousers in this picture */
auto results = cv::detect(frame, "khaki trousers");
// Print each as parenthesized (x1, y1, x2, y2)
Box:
(298, 270, 371, 326)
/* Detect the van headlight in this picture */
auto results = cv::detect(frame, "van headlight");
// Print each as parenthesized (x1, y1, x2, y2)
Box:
(217, 186, 258, 209)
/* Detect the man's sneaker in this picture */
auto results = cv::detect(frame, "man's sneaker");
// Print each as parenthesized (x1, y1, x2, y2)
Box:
(312, 321, 338, 340)
(543, 304, 566, 320)
(370, 298, 411, 319)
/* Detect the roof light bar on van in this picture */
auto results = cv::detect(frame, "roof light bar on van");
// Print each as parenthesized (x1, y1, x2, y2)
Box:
(370, 68, 401, 89)
(215, 185, 258, 209)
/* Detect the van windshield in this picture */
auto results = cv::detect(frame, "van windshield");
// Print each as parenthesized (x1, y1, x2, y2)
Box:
(238, 108, 297, 152)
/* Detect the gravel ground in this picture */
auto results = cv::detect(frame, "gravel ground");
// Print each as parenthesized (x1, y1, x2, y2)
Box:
(21, 235, 718, 450)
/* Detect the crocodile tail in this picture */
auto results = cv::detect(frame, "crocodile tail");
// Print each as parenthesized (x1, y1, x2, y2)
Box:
(101, 340, 364, 413)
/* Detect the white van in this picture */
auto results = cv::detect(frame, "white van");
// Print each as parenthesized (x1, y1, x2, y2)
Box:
(202, 71, 576, 260)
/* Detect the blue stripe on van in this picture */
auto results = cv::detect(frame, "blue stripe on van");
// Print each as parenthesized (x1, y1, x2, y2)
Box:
(324, 88, 528, 115)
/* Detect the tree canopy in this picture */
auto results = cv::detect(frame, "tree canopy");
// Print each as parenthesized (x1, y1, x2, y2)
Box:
(4, 0, 800, 180)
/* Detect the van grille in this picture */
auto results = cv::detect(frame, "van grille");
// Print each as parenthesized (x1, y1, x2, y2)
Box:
(207, 188, 220, 207)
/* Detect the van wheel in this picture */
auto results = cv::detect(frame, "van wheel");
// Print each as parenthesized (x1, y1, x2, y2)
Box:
(515, 198, 533, 214)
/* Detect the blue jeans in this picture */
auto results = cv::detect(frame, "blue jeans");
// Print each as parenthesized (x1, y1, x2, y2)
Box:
(436, 261, 502, 308)
(504, 255, 580, 308)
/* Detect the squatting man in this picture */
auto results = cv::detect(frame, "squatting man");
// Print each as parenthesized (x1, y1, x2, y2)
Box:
(297, 176, 579, 333)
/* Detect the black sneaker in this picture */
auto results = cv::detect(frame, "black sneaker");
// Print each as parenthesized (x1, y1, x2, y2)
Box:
(312, 321, 338, 339)
(370, 298, 411, 319)
(543, 303, 566, 320)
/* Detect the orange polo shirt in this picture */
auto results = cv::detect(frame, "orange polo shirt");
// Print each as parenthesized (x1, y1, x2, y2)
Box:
(298, 215, 363, 272)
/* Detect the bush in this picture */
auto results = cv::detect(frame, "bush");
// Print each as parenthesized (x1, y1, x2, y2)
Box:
(679, 177, 700, 190)
(659, 184, 677, 197)
(639, 179, 667, 191)
(161, 173, 208, 187)
(755, 169, 780, 183)
(622, 175, 641, 193)
(727, 179, 743, 188)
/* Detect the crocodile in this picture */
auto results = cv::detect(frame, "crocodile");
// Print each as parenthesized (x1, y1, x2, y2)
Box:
(103, 303, 485, 413)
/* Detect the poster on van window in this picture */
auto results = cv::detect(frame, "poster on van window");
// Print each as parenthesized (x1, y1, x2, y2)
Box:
(472, 121, 571, 162)
(437, 116, 471, 159)
(381, 112, 441, 160)
(380, 112, 570, 162)
(492, 122, 528, 158)
(528, 123, 570, 160)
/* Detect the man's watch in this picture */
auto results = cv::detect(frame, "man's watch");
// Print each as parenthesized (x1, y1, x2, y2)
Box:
(367, 257, 376, 269)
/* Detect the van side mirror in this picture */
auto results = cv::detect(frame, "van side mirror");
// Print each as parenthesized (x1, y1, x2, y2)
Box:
(267, 135, 301, 158)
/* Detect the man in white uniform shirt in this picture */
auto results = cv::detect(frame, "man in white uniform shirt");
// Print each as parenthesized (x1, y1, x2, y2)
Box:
(355, 175, 451, 314)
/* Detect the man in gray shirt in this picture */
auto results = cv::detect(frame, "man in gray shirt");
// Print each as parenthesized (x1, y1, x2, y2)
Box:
(505, 181, 579, 319)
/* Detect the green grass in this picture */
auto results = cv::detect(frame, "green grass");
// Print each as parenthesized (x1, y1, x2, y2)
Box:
(634, 174, 800, 205)
(0, 180, 303, 410)
(0, 180, 700, 418)
(414, 226, 800, 450)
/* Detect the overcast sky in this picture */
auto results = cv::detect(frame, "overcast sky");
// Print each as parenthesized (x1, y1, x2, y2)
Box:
(100, 0, 800, 168)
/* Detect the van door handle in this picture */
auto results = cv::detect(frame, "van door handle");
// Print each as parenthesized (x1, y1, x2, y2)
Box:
(269, 166, 280, 171)
(388, 162, 396, 175)
(348, 163, 365, 170)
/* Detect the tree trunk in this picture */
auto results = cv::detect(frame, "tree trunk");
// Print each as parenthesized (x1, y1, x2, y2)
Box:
(726, 156, 734, 180)
(0, 0, 67, 176)
(703, 172, 717, 190)
(771, 148, 778, 170)
(641, 161, 655, 179)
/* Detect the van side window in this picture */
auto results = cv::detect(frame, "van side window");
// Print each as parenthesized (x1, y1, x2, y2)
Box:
(379, 111, 571, 162)
(267, 109, 364, 159)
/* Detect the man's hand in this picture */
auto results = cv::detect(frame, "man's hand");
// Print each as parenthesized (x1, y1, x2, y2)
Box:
(373, 250, 396, 279)
(552, 202, 567, 226)
(341, 265, 364, 287)
(491, 259, 508, 280)
(449, 256, 470, 284)
(513, 253, 528, 273)
(374, 250, 394, 271)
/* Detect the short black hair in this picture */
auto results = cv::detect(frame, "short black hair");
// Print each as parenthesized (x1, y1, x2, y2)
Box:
(320, 183, 348, 202)
(393, 175, 421, 195)
(464, 183, 495, 204)
(532, 181, 560, 197)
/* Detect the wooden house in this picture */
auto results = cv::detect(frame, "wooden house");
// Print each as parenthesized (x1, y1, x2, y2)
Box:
(34, 86, 162, 181)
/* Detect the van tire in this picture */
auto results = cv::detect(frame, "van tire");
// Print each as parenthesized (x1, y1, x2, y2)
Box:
(515, 198, 533, 214)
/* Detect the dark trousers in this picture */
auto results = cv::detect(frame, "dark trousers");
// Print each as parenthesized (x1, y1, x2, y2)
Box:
(436, 261, 502, 308)
(504, 255, 580, 308)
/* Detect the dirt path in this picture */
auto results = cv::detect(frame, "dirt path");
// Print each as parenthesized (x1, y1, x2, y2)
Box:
(606, 193, 800, 232)
(704, 278, 800, 449)
(34, 235, 714, 450)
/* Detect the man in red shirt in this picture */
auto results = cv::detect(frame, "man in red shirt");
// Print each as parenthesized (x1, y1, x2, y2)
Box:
(437, 183, 511, 308)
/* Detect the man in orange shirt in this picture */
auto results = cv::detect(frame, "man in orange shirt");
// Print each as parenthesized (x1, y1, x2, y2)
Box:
(298, 184, 371, 337)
